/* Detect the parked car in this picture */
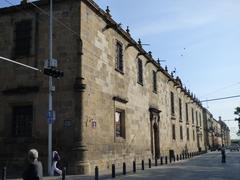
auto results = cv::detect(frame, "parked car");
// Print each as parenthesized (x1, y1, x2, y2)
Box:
(229, 145, 239, 151)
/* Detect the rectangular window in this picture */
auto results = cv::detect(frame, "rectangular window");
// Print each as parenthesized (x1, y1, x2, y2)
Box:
(192, 108, 194, 124)
(170, 92, 175, 115)
(180, 126, 183, 140)
(14, 20, 32, 57)
(172, 124, 176, 140)
(12, 105, 33, 137)
(137, 59, 143, 85)
(186, 103, 189, 123)
(115, 41, 123, 72)
(199, 113, 202, 127)
(152, 70, 157, 93)
(196, 111, 198, 126)
(115, 110, 125, 138)
(179, 98, 182, 120)
(193, 130, 195, 141)
(187, 128, 189, 141)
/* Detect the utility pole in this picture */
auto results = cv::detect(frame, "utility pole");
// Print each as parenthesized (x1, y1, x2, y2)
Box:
(45, 0, 63, 175)
(48, 0, 53, 176)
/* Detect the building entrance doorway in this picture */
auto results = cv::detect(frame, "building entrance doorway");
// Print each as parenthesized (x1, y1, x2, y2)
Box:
(149, 108, 161, 159)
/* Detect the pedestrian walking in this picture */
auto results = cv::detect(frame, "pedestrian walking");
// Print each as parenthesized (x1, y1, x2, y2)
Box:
(221, 144, 226, 163)
(22, 149, 43, 180)
(52, 150, 62, 176)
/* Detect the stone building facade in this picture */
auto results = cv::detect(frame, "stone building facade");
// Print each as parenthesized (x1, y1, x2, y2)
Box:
(0, 0, 227, 176)
(203, 108, 231, 150)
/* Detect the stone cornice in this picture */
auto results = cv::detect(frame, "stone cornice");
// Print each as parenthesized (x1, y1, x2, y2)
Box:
(2, 85, 39, 95)
(112, 96, 128, 104)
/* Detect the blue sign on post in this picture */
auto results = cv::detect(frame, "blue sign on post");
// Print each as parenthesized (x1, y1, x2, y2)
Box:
(48, 110, 56, 124)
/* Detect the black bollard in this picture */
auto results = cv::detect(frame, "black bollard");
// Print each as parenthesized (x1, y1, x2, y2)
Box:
(123, 162, 126, 175)
(95, 166, 99, 180)
(133, 161, 136, 173)
(142, 160, 144, 170)
(149, 159, 151, 168)
(62, 167, 66, 180)
(2, 166, 6, 180)
(112, 164, 115, 178)
(165, 156, 168, 164)
(160, 157, 163, 165)
(177, 154, 179, 161)
(155, 158, 158, 166)
(221, 149, 226, 163)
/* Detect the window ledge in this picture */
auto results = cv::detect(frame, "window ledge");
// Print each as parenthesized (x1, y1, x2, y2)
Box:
(115, 137, 126, 143)
(171, 115, 176, 120)
(137, 81, 144, 86)
(115, 68, 124, 75)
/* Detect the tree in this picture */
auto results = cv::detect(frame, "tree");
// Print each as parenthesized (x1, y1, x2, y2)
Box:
(234, 107, 240, 136)
(234, 107, 240, 121)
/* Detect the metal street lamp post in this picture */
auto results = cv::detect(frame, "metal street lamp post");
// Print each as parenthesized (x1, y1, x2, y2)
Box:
(48, 0, 53, 175)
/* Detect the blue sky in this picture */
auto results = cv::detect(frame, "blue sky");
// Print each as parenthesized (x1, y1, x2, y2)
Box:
(1, 0, 240, 139)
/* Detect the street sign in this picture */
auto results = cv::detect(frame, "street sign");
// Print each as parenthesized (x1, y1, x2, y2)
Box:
(47, 110, 56, 124)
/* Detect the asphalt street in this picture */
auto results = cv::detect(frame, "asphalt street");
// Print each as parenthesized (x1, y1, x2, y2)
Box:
(108, 151, 240, 180)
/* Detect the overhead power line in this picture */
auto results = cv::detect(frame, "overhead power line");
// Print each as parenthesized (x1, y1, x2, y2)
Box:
(3, 0, 81, 39)
(29, 1, 81, 38)
(200, 95, 240, 103)
(201, 82, 240, 98)
(0, 56, 41, 72)
(222, 119, 236, 122)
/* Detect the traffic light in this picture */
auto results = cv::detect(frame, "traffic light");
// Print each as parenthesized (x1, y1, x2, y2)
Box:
(44, 67, 64, 78)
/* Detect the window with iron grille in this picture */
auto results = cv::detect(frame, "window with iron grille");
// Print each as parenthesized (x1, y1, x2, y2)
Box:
(115, 41, 123, 73)
(172, 124, 176, 140)
(170, 92, 175, 115)
(196, 111, 198, 126)
(180, 125, 183, 140)
(152, 70, 157, 93)
(187, 127, 189, 141)
(186, 103, 189, 123)
(199, 112, 202, 127)
(12, 105, 33, 137)
(192, 108, 194, 124)
(137, 59, 143, 85)
(193, 129, 195, 141)
(115, 109, 125, 138)
(14, 20, 32, 57)
(179, 98, 182, 120)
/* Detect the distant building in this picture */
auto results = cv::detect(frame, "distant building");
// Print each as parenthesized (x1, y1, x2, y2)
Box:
(0, 0, 227, 176)
(203, 108, 231, 150)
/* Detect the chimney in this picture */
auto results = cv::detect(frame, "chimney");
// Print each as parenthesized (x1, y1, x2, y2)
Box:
(219, 116, 222, 121)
